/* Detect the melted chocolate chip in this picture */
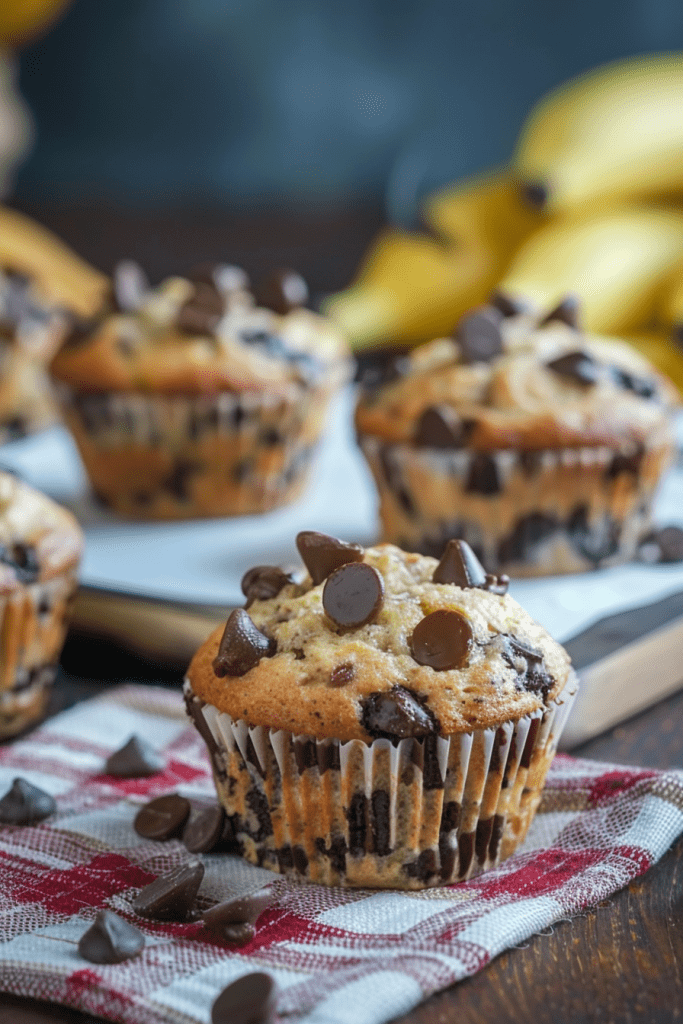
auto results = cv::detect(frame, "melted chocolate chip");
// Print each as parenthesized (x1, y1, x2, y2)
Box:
(296, 531, 364, 585)
(410, 609, 473, 670)
(77, 910, 144, 965)
(455, 306, 504, 363)
(489, 290, 523, 317)
(322, 562, 384, 629)
(330, 662, 355, 687)
(414, 405, 465, 448)
(361, 686, 436, 740)
(241, 565, 293, 607)
(132, 859, 204, 921)
(112, 260, 149, 313)
(500, 635, 554, 698)
(546, 350, 599, 386)
(211, 972, 277, 1024)
(183, 804, 226, 853)
(539, 295, 580, 329)
(432, 539, 487, 588)
(255, 268, 308, 314)
(203, 890, 273, 933)
(134, 793, 191, 841)
(611, 366, 657, 399)
(212, 609, 276, 677)
(104, 735, 164, 778)
(465, 454, 500, 495)
(0, 777, 57, 824)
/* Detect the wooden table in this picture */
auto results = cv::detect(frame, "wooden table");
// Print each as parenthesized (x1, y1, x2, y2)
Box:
(2, 201, 682, 1022)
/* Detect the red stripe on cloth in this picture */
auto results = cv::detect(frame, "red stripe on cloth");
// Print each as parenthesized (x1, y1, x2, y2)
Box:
(6, 852, 155, 916)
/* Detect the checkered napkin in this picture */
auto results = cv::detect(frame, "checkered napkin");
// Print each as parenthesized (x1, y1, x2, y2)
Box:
(1, 686, 683, 1024)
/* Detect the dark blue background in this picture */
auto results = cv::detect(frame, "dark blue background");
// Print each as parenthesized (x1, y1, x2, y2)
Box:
(14, 0, 683, 222)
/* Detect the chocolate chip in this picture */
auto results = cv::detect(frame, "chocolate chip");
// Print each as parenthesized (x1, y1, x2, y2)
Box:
(211, 972, 277, 1024)
(546, 349, 599, 386)
(241, 565, 293, 607)
(484, 572, 510, 596)
(134, 793, 191, 841)
(132, 859, 204, 921)
(183, 804, 226, 853)
(295, 531, 364, 585)
(611, 366, 657, 399)
(255, 268, 308, 314)
(404, 848, 438, 882)
(500, 636, 554, 698)
(567, 504, 620, 564)
(104, 735, 164, 778)
(212, 609, 276, 677)
(203, 890, 273, 933)
(0, 777, 57, 824)
(163, 460, 201, 502)
(455, 306, 503, 363)
(189, 263, 249, 293)
(414, 405, 465, 448)
(112, 260, 149, 313)
(539, 295, 580, 329)
(639, 525, 683, 564)
(0, 543, 40, 584)
(433, 539, 487, 588)
(77, 910, 144, 964)
(410, 609, 473, 670)
(360, 686, 436, 740)
(498, 512, 557, 565)
(489, 290, 523, 317)
(176, 302, 222, 336)
(465, 453, 500, 495)
(322, 562, 384, 629)
(330, 662, 355, 687)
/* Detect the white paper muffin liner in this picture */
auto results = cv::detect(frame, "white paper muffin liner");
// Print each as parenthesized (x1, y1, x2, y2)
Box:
(359, 433, 674, 575)
(58, 382, 339, 519)
(184, 673, 578, 889)
(0, 570, 78, 738)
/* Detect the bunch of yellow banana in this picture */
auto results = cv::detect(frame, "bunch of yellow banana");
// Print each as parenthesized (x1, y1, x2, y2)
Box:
(324, 53, 683, 393)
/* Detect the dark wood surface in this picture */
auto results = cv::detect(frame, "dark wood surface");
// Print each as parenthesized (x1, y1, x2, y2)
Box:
(2, 201, 682, 1022)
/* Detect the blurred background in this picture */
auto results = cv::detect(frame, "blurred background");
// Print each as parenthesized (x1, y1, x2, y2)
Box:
(5, 0, 683, 291)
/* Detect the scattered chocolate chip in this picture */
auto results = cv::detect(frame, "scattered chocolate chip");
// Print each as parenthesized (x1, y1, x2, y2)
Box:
(322, 562, 384, 630)
(112, 260, 149, 313)
(77, 910, 145, 964)
(255, 268, 308, 314)
(465, 453, 500, 495)
(0, 543, 40, 585)
(203, 890, 273, 934)
(132, 859, 205, 921)
(489, 290, 523, 317)
(432, 539, 487, 588)
(241, 565, 293, 607)
(410, 609, 473, 671)
(546, 349, 599, 386)
(539, 295, 580, 329)
(134, 793, 191, 841)
(295, 531, 364, 585)
(360, 686, 436, 740)
(223, 922, 256, 946)
(522, 182, 548, 209)
(183, 804, 226, 853)
(455, 306, 503, 364)
(414, 405, 465, 448)
(104, 735, 164, 778)
(212, 609, 276, 678)
(0, 777, 57, 824)
(330, 662, 355, 687)
(189, 263, 249, 293)
(611, 366, 657, 399)
(639, 525, 683, 564)
(211, 972, 277, 1024)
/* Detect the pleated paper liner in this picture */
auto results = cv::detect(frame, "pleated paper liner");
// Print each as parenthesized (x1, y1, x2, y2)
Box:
(0, 569, 78, 738)
(185, 674, 578, 890)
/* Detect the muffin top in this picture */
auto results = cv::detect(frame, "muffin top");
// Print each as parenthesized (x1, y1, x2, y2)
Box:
(187, 532, 573, 742)
(355, 296, 679, 451)
(50, 263, 349, 397)
(0, 472, 83, 595)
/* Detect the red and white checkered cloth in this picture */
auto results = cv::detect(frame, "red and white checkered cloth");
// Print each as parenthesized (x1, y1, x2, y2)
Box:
(1, 685, 682, 1024)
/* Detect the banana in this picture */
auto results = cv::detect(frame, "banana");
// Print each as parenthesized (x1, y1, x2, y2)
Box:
(0, 0, 72, 46)
(657, 264, 683, 338)
(514, 54, 683, 214)
(0, 205, 110, 317)
(499, 208, 683, 335)
(621, 330, 683, 397)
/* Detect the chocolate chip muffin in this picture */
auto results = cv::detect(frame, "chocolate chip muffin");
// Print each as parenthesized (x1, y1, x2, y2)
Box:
(0, 471, 83, 738)
(0, 267, 67, 441)
(50, 263, 350, 519)
(184, 532, 577, 889)
(355, 296, 679, 575)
